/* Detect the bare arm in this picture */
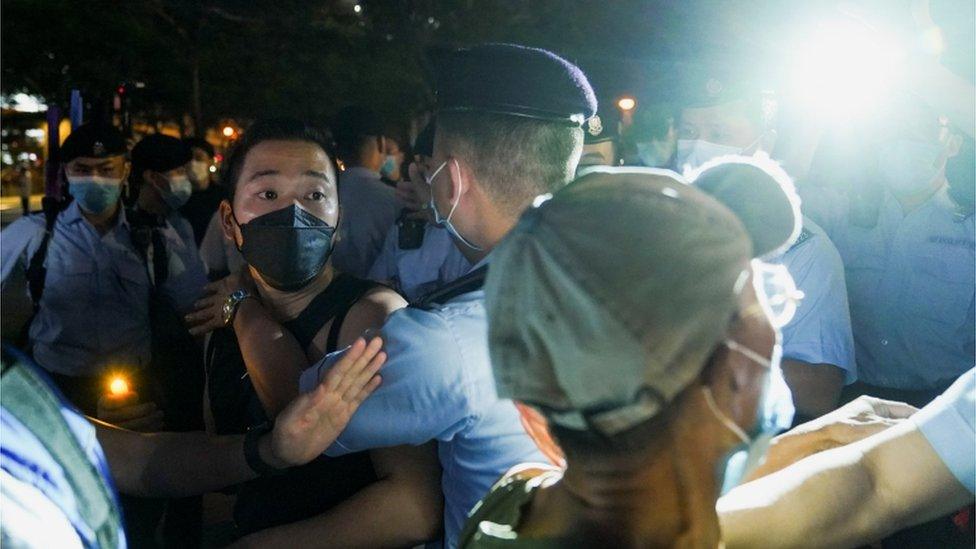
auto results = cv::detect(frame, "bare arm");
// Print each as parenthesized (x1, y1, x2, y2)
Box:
(719, 420, 971, 548)
(233, 443, 444, 548)
(781, 360, 845, 419)
(96, 338, 385, 499)
(232, 297, 307, 416)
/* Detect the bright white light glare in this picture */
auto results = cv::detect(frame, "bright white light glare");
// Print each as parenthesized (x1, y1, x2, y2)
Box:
(209, 165, 217, 173)
(24, 129, 45, 139)
(353, 4, 362, 13)
(790, 20, 905, 122)
(2, 93, 47, 113)
(222, 126, 235, 137)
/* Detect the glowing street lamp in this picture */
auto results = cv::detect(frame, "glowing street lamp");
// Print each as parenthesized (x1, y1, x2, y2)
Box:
(222, 125, 236, 138)
(109, 375, 130, 396)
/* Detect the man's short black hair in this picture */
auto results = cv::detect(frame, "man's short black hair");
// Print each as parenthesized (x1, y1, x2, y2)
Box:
(221, 118, 336, 201)
(183, 137, 215, 159)
(331, 105, 383, 164)
(436, 111, 583, 215)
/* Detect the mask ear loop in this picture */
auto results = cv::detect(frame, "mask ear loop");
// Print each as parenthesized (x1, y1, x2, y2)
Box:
(445, 159, 463, 223)
(701, 386, 750, 444)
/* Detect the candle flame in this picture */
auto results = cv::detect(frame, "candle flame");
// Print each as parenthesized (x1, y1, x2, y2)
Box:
(109, 376, 129, 396)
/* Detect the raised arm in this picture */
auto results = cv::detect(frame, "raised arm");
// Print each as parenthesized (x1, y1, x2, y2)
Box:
(231, 443, 444, 548)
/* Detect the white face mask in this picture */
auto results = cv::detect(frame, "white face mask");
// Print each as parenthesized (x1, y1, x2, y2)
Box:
(674, 133, 765, 173)
(160, 174, 193, 210)
(188, 160, 210, 187)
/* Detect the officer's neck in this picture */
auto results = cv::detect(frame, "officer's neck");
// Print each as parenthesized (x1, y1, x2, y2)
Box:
(519, 393, 729, 548)
(454, 204, 519, 265)
(891, 175, 945, 215)
(252, 264, 336, 322)
(81, 201, 122, 235)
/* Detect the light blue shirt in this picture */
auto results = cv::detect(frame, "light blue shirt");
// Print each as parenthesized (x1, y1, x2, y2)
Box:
(299, 263, 545, 548)
(777, 216, 857, 383)
(0, 202, 207, 377)
(806, 186, 975, 389)
(368, 223, 471, 302)
(911, 367, 975, 493)
(332, 167, 398, 278)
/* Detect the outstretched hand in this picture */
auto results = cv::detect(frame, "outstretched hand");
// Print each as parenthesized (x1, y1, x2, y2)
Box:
(267, 336, 386, 468)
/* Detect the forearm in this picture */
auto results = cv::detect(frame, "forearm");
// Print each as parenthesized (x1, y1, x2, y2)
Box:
(720, 444, 874, 548)
(236, 444, 443, 549)
(782, 360, 844, 419)
(233, 298, 306, 417)
(96, 420, 284, 498)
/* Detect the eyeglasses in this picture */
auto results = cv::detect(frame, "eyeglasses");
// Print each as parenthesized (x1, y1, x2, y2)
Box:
(752, 260, 804, 330)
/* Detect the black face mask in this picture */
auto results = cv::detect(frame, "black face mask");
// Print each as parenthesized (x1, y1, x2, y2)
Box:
(236, 204, 336, 291)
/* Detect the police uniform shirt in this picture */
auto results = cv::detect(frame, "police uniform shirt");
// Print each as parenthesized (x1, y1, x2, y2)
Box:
(0, 201, 207, 377)
(806, 186, 975, 389)
(331, 167, 399, 279)
(777, 216, 857, 382)
(367, 223, 472, 302)
(299, 259, 546, 547)
(910, 367, 975, 493)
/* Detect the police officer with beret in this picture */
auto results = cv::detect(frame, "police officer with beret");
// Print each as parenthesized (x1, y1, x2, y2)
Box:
(674, 64, 856, 423)
(0, 123, 206, 415)
(231, 43, 596, 546)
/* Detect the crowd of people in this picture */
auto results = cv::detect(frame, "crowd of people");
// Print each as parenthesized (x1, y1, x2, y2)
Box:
(0, 33, 973, 549)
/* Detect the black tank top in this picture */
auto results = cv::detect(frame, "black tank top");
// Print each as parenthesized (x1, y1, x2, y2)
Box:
(205, 274, 381, 537)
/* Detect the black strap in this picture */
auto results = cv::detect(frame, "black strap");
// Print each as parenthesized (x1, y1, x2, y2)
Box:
(25, 197, 66, 311)
(282, 274, 381, 352)
(413, 265, 488, 310)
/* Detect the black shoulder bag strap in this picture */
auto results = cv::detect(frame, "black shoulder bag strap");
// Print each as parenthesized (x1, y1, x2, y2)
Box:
(413, 265, 488, 311)
(282, 275, 382, 353)
(25, 197, 65, 311)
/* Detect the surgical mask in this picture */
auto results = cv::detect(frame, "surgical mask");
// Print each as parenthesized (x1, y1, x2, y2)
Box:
(426, 159, 483, 251)
(877, 139, 944, 196)
(636, 140, 674, 168)
(380, 155, 397, 178)
(160, 175, 193, 210)
(67, 175, 123, 215)
(674, 136, 759, 172)
(188, 160, 210, 187)
(703, 337, 795, 495)
(236, 204, 336, 291)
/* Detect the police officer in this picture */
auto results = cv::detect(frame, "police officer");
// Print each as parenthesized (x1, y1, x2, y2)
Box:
(0, 123, 206, 414)
(368, 119, 471, 301)
(130, 134, 198, 250)
(576, 106, 620, 175)
(226, 43, 596, 547)
(330, 105, 399, 278)
(674, 65, 856, 422)
(804, 97, 973, 407)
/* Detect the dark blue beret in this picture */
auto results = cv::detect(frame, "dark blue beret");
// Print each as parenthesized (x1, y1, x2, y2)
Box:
(60, 122, 127, 163)
(131, 134, 191, 176)
(433, 43, 597, 126)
